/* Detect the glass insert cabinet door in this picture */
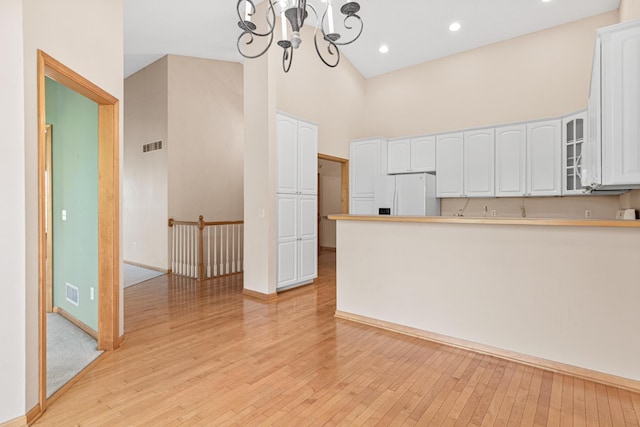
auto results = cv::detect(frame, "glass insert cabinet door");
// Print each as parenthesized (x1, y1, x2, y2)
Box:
(563, 113, 585, 195)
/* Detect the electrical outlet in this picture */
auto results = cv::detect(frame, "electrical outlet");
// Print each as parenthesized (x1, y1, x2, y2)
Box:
(491, 210, 497, 217)
(90, 287, 94, 301)
(585, 209, 592, 219)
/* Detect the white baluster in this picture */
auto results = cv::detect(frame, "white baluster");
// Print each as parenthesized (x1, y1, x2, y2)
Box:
(224, 224, 229, 274)
(171, 224, 176, 273)
(213, 226, 218, 277)
(206, 226, 211, 278)
(231, 225, 236, 273)
(180, 225, 185, 275)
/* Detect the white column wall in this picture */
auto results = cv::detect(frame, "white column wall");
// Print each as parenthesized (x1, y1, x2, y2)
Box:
(0, 0, 26, 422)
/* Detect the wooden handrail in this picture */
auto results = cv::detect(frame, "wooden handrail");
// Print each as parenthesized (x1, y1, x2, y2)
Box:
(168, 217, 244, 227)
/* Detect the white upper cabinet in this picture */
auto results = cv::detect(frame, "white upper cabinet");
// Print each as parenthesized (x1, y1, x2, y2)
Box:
(388, 136, 436, 174)
(562, 112, 586, 195)
(350, 138, 387, 199)
(436, 133, 464, 198)
(463, 129, 495, 198)
(277, 114, 317, 195)
(601, 21, 640, 187)
(276, 115, 298, 194)
(495, 125, 527, 197)
(297, 121, 318, 194)
(527, 119, 562, 196)
(436, 130, 493, 198)
(387, 138, 411, 173)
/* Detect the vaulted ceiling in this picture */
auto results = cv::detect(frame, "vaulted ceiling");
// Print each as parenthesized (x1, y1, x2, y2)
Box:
(124, 0, 620, 78)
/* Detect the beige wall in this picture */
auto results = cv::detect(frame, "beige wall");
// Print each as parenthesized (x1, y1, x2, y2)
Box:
(441, 195, 620, 220)
(124, 57, 169, 269)
(620, 0, 640, 21)
(362, 11, 618, 138)
(276, 25, 367, 158)
(21, 0, 124, 415)
(167, 55, 244, 221)
(124, 55, 244, 270)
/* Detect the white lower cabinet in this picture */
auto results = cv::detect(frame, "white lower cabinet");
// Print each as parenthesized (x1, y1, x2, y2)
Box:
(276, 194, 317, 290)
(350, 198, 375, 215)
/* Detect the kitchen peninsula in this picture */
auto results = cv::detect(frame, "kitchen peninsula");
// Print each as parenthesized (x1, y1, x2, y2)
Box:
(329, 214, 640, 390)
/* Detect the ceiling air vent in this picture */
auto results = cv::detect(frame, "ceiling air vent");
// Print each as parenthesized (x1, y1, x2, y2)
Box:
(143, 140, 163, 153)
(66, 282, 79, 306)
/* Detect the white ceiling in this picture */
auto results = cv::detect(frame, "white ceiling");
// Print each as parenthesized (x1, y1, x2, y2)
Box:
(124, 0, 620, 79)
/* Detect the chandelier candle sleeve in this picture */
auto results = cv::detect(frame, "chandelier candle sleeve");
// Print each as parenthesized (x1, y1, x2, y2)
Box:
(281, 9, 287, 39)
(327, 1, 334, 34)
(244, 1, 251, 21)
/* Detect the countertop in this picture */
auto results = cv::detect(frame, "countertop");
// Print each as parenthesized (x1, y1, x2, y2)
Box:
(327, 214, 640, 228)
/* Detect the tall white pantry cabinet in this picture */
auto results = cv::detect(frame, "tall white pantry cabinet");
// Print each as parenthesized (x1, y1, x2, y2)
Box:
(276, 113, 318, 290)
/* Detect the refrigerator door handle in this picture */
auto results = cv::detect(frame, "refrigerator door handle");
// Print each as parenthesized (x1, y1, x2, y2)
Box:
(393, 184, 398, 215)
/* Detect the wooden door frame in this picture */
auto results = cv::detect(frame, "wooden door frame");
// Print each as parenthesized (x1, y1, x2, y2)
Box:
(37, 50, 121, 410)
(317, 153, 349, 214)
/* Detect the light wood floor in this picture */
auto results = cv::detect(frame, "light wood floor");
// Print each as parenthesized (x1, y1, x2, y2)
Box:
(36, 251, 640, 426)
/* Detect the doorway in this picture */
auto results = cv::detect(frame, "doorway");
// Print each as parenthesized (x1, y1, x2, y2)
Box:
(37, 50, 120, 414)
(317, 154, 348, 253)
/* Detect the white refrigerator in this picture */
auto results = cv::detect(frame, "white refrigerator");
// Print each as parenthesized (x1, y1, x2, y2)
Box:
(374, 173, 440, 216)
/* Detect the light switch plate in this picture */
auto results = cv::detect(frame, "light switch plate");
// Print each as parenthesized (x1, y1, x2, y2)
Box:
(61, 210, 67, 221)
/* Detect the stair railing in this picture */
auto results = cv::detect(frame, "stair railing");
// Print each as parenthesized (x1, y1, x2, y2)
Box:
(169, 216, 244, 280)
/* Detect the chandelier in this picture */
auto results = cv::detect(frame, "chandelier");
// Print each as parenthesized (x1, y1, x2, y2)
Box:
(237, 0, 363, 72)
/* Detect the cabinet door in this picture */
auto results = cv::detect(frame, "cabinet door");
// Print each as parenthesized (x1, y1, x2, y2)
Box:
(350, 140, 383, 198)
(584, 39, 602, 189)
(527, 120, 562, 196)
(464, 129, 495, 198)
(298, 121, 318, 194)
(276, 114, 298, 194)
(277, 194, 297, 241)
(436, 133, 464, 198)
(350, 198, 375, 215)
(298, 237, 317, 283)
(277, 240, 297, 289)
(298, 195, 317, 239)
(411, 136, 436, 173)
(602, 24, 640, 186)
(495, 125, 526, 197)
(387, 139, 411, 174)
(562, 112, 586, 195)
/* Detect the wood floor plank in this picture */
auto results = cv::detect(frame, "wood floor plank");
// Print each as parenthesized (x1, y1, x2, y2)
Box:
(32, 252, 640, 426)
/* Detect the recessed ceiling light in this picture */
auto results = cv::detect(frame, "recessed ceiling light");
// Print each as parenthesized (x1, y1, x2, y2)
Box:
(379, 45, 389, 54)
(449, 22, 461, 32)
(542, 0, 551, 2)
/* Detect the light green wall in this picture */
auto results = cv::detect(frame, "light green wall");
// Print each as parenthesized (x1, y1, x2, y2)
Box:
(46, 77, 99, 331)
